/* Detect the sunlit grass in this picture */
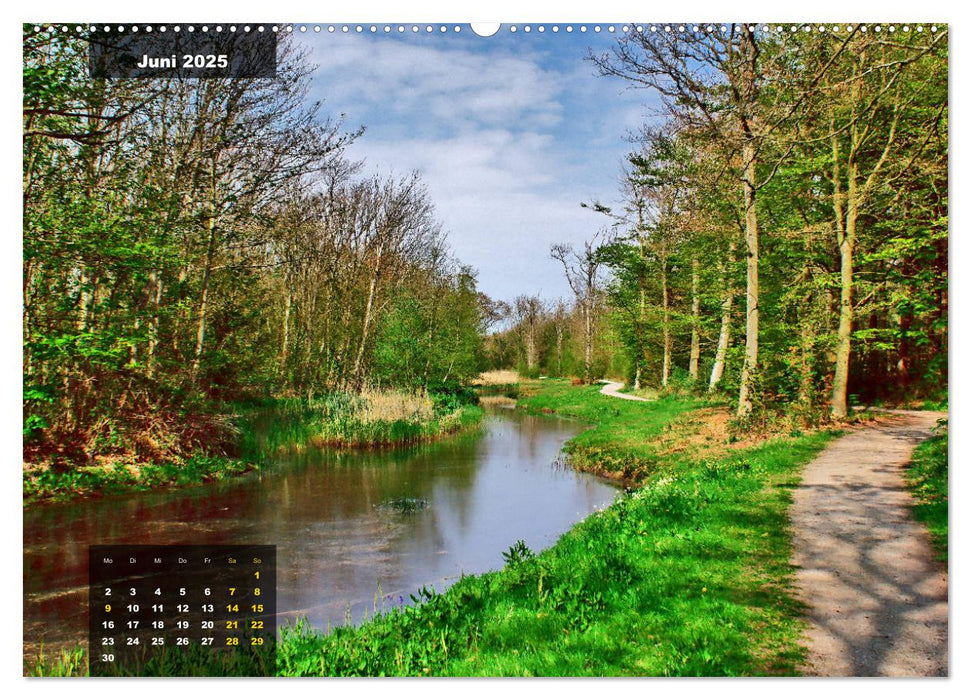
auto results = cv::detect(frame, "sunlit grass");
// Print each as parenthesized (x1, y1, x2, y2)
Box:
(238, 389, 482, 455)
(357, 387, 434, 423)
(905, 418, 948, 562)
(515, 379, 705, 482)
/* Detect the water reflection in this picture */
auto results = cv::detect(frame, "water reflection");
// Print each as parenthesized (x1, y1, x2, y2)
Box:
(23, 410, 618, 656)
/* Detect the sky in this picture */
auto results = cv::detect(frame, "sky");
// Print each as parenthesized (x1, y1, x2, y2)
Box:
(298, 25, 661, 303)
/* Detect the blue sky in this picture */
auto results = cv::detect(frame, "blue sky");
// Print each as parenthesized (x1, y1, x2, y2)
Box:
(298, 26, 661, 302)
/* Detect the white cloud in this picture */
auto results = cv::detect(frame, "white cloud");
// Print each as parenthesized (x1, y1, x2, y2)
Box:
(307, 36, 563, 135)
(299, 33, 650, 301)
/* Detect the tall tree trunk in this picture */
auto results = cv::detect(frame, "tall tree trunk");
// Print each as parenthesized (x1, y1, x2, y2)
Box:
(661, 256, 670, 387)
(583, 300, 592, 383)
(192, 158, 219, 379)
(689, 257, 701, 380)
(737, 139, 759, 417)
(76, 267, 90, 332)
(635, 267, 647, 390)
(280, 281, 293, 379)
(635, 217, 649, 390)
(526, 323, 537, 371)
(709, 244, 735, 391)
(831, 170, 857, 420)
(830, 110, 860, 421)
(352, 241, 384, 388)
(191, 213, 217, 379)
(146, 269, 163, 379)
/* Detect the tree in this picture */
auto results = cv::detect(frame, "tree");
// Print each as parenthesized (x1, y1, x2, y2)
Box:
(552, 230, 608, 384)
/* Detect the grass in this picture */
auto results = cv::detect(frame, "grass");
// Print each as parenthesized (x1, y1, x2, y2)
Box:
(25, 638, 275, 677)
(22, 454, 257, 504)
(472, 369, 520, 385)
(905, 418, 948, 562)
(238, 390, 482, 455)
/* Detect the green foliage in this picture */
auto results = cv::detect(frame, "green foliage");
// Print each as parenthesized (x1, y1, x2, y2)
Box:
(501, 539, 535, 566)
(905, 419, 948, 562)
(372, 268, 485, 390)
(26, 637, 276, 677)
(23, 31, 489, 479)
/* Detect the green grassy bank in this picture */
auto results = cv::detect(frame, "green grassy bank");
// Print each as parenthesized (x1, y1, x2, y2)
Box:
(905, 419, 949, 562)
(515, 380, 703, 482)
(23, 389, 483, 504)
(239, 392, 482, 455)
(22, 453, 258, 503)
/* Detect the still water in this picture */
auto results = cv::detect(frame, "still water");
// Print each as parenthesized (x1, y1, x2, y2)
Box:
(23, 410, 618, 657)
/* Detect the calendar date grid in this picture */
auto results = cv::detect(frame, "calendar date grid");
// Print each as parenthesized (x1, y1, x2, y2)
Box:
(88, 545, 276, 676)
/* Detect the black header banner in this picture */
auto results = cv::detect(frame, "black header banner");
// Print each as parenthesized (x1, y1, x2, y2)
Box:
(88, 26, 277, 79)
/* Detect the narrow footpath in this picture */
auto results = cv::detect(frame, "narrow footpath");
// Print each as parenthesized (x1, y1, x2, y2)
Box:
(790, 410, 948, 676)
(599, 381, 653, 402)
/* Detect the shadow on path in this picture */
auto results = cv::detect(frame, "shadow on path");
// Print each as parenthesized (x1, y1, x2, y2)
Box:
(791, 411, 948, 676)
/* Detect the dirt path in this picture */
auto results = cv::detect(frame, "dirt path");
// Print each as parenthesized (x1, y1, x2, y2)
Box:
(790, 410, 948, 676)
(599, 381, 653, 402)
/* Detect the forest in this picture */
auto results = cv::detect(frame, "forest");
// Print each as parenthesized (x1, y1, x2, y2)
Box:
(484, 25, 948, 427)
(23, 24, 947, 474)
(23, 30, 489, 475)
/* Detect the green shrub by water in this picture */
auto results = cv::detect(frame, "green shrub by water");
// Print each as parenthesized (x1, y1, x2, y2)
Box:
(23, 454, 255, 503)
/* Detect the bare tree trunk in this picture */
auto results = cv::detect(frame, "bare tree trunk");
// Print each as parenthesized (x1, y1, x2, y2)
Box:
(192, 158, 219, 380)
(661, 256, 670, 387)
(584, 300, 593, 383)
(280, 281, 292, 379)
(171, 266, 188, 358)
(709, 245, 735, 391)
(709, 287, 734, 391)
(76, 267, 90, 332)
(146, 270, 163, 379)
(634, 215, 649, 390)
(191, 213, 217, 379)
(352, 240, 384, 388)
(689, 257, 701, 380)
(831, 164, 857, 420)
(635, 252, 648, 390)
(737, 140, 759, 417)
